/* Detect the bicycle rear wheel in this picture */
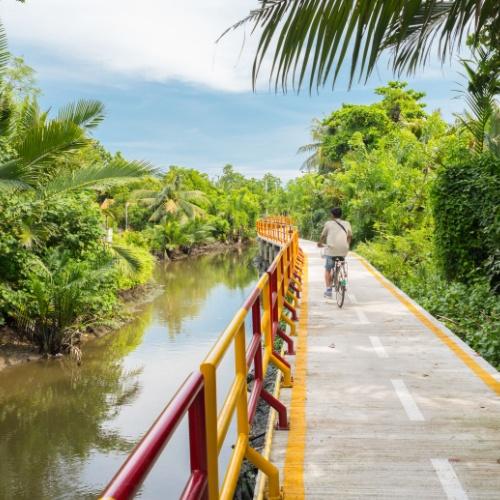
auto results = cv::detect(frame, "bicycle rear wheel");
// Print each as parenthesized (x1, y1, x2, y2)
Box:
(336, 266, 346, 308)
(332, 266, 340, 292)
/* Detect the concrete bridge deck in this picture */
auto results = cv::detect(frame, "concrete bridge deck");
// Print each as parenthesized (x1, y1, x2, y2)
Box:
(264, 240, 500, 499)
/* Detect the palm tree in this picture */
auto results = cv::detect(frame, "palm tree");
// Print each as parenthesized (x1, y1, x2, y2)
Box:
(297, 118, 338, 172)
(456, 44, 500, 153)
(0, 21, 154, 193)
(0, 98, 154, 194)
(12, 251, 115, 354)
(226, 0, 499, 92)
(133, 174, 208, 223)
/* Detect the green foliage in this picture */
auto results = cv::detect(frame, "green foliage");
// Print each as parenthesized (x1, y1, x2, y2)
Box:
(111, 242, 155, 289)
(12, 250, 117, 354)
(291, 80, 499, 368)
(375, 82, 427, 123)
(456, 41, 500, 153)
(321, 104, 392, 165)
(432, 150, 500, 286)
(406, 277, 500, 367)
(230, 0, 498, 91)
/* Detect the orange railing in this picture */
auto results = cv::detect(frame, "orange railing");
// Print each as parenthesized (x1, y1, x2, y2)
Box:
(100, 217, 304, 500)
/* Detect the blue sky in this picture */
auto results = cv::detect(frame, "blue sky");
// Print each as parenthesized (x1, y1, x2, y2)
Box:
(1, 0, 466, 181)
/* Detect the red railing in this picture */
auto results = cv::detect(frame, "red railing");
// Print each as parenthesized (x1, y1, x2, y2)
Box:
(100, 217, 303, 500)
(100, 372, 208, 500)
(244, 285, 289, 431)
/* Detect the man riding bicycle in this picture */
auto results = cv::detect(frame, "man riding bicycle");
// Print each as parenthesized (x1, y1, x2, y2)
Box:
(317, 207, 352, 298)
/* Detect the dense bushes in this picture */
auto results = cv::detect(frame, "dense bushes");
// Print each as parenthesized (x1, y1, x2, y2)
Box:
(433, 150, 500, 287)
(0, 191, 154, 352)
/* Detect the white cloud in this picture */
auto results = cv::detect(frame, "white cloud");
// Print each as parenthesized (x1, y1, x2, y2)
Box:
(0, 0, 262, 91)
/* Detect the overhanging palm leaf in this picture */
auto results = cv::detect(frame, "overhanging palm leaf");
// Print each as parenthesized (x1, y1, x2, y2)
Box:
(57, 99, 105, 130)
(40, 159, 156, 196)
(110, 244, 145, 274)
(0, 21, 10, 76)
(17, 119, 88, 169)
(227, 0, 499, 92)
(0, 159, 32, 190)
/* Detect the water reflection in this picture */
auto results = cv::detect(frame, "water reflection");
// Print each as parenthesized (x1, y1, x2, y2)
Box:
(0, 246, 258, 499)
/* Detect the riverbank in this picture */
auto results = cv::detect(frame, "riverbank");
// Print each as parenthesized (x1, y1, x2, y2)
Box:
(0, 240, 251, 373)
(0, 244, 261, 499)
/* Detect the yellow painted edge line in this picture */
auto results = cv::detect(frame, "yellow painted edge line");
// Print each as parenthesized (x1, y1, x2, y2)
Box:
(283, 253, 307, 499)
(254, 345, 285, 500)
(355, 254, 500, 396)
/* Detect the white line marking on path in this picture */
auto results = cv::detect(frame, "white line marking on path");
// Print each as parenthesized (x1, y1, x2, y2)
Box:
(391, 379, 425, 421)
(369, 336, 388, 358)
(431, 459, 469, 500)
(348, 293, 370, 324)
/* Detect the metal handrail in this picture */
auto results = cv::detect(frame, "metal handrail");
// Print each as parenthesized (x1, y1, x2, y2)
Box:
(100, 372, 207, 500)
(100, 217, 303, 500)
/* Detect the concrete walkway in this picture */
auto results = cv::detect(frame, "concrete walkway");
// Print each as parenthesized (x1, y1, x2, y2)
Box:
(267, 240, 500, 499)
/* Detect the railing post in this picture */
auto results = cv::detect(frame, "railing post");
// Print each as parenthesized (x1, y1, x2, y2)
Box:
(183, 387, 209, 500)
(200, 363, 219, 500)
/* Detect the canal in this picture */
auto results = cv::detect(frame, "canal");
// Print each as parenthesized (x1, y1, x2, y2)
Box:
(0, 246, 259, 499)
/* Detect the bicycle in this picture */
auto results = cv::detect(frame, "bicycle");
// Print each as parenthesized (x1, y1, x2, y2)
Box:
(331, 257, 348, 308)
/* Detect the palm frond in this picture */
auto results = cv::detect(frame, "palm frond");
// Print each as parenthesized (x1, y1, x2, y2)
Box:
(0, 21, 10, 76)
(300, 151, 321, 172)
(0, 159, 32, 190)
(227, 0, 496, 92)
(182, 189, 209, 204)
(129, 189, 159, 200)
(57, 99, 105, 130)
(297, 142, 321, 154)
(111, 244, 145, 274)
(455, 45, 500, 153)
(40, 160, 156, 196)
(17, 119, 88, 169)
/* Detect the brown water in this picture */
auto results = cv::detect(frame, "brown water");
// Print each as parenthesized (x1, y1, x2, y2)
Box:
(0, 247, 258, 499)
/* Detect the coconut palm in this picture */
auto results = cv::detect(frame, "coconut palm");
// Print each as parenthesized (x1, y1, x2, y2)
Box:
(0, 19, 153, 192)
(456, 44, 500, 153)
(297, 118, 338, 172)
(133, 174, 208, 223)
(0, 98, 154, 193)
(227, 0, 499, 92)
(12, 251, 115, 354)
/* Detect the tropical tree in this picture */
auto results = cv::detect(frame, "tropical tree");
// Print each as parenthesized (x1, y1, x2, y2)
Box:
(298, 82, 428, 173)
(456, 42, 500, 153)
(228, 0, 499, 91)
(133, 173, 208, 223)
(12, 251, 116, 354)
(297, 119, 332, 172)
(0, 98, 153, 193)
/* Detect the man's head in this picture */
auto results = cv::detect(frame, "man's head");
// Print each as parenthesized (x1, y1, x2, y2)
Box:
(331, 207, 342, 219)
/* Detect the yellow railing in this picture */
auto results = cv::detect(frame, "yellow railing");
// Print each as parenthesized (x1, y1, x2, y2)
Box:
(201, 217, 304, 500)
(100, 217, 304, 500)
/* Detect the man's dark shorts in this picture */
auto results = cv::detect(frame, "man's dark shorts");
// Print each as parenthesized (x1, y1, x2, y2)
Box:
(325, 256, 345, 271)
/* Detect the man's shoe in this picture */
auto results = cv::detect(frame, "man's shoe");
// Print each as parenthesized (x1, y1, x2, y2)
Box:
(324, 288, 333, 298)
